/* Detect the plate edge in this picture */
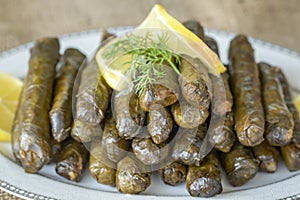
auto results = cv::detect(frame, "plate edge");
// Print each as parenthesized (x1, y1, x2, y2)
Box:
(0, 179, 58, 200)
(1, 26, 300, 200)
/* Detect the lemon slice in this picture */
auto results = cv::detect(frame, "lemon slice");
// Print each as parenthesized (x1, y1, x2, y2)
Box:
(0, 73, 23, 142)
(294, 94, 300, 119)
(96, 4, 226, 90)
(137, 5, 225, 73)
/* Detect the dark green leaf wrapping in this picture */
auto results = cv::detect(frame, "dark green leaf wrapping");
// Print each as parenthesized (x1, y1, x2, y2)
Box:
(221, 143, 258, 187)
(89, 142, 116, 186)
(55, 139, 88, 182)
(178, 58, 211, 110)
(147, 105, 173, 144)
(132, 136, 169, 165)
(102, 116, 130, 162)
(171, 101, 209, 129)
(252, 141, 279, 173)
(72, 32, 113, 143)
(209, 112, 236, 153)
(49, 48, 86, 142)
(75, 59, 111, 126)
(281, 143, 300, 172)
(186, 150, 222, 197)
(183, 21, 216, 116)
(259, 62, 294, 146)
(114, 93, 146, 139)
(190, 24, 236, 152)
(159, 161, 187, 186)
(138, 66, 179, 112)
(228, 35, 265, 147)
(172, 126, 207, 166)
(70, 120, 102, 143)
(116, 156, 151, 194)
(209, 64, 235, 153)
(211, 75, 233, 153)
(11, 38, 60, 173)
(210, 72, 233, 116)
(276, 67, 300, 148)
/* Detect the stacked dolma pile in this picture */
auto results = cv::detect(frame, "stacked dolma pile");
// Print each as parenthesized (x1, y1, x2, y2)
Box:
(11, 21, 300, 198)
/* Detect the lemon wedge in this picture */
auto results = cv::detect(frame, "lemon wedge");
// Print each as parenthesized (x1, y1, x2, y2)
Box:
(0, 73, 23, 142)
(137, 5, 225, 73)
(294, 94, 300, 119)
(96, 4, 226, 91)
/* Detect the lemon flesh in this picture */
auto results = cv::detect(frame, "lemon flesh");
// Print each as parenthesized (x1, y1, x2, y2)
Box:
(96, 4, 226, 91)
(138, 5, 225, 74)
(0, 73, 23, 142)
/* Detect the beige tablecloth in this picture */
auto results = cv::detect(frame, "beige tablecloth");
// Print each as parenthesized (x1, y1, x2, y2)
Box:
(0, 0, 300, 199)
(0, 189, 22, 200)
(0, 0, 300, 52)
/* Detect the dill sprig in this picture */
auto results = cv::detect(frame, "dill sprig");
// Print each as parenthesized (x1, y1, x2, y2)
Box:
(103, 32, 181, 96)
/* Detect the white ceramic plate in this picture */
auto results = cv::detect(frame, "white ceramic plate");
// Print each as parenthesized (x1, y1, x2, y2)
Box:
(0, 27, 300, 200)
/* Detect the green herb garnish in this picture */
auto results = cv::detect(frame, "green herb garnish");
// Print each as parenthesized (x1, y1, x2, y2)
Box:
(103, 32, 181, 96)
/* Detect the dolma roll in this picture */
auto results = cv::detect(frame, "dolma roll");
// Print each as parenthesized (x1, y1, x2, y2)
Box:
(147, 105, 173, 144)
(252, 141, 279, 173)
(208, 68, 235, 152)
(209, 112, 236, 153)
(276, 67, 300, 148)
(70, 119, 102, 143)
(177, 48, 211, 127)
(55, 139, 88, 182)
(171, 101, 209, 129)
(187, 21, 235, 151)
(259, 62, 294, 146)
(12, 38, 60, 173)
(75, 67, 111, 126)
(159, 161, 187, 186)
(138, 66, 179, 112)
(89, 142, 116, 186)
(179, 20, 211, 111)
(102, 116, 130, 162)
(221, 143, 259, 187)
(50, 48, 86, 142)
(72, 32, 112, 143)
(132, 137, 168, 165)
(281, 143, 300, 171)
(184, 21, 221, 114)
(178, 58, 211, 111)
(113, 92, 146, 139)
(228, 35, 265, 147)
(210, 72, 233, 116)
(172, 126, 206, 166)
(116, 156, 151, 194)
(186, 150, 222, 197)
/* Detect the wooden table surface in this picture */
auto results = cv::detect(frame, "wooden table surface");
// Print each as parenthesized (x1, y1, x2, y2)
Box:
(0, 0, 299, 199)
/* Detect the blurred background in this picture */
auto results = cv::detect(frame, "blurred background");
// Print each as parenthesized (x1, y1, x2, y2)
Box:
(0, 0, 299, 52)
(0, 1, 299, 199)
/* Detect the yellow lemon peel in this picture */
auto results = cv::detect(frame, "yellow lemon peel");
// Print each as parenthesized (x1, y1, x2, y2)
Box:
(0, 73, 23, 142)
